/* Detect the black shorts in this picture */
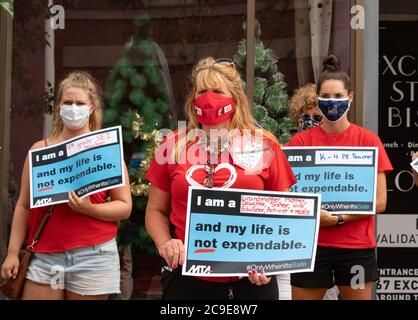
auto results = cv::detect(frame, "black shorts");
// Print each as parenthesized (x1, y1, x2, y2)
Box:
(291, 246, 379, 289)
(160, 266, 278, 300)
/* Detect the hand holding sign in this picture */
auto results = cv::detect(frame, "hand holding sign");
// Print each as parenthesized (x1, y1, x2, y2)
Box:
(67, 191, 93, 215)
(320, 210, 339, 227)
(248, 269, 271, 286)
(158, 239, 185, 269)
(29, 126, 125, 208)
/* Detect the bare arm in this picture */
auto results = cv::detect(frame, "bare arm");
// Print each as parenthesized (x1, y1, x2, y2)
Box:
(1, 146, 36, 279)
(68, 163, 132, 221)
(345, 171, 387, 222)
(7, 155, 31, 256)
(145, 185, 185, 269)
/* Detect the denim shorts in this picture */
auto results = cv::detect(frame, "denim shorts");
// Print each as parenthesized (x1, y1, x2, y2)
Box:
(26, 238, 120, 296)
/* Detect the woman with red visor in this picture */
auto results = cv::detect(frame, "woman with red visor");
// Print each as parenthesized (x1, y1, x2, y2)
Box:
(145, 57, 296, 300)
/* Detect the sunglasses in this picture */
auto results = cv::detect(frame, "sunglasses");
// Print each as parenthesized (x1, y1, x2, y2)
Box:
(203, 162, 215, 188)
(301, 113, 323, 122)
(214, 58, 235, 68)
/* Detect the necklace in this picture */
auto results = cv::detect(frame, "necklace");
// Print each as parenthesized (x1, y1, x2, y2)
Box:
(196, 135, 230, 155)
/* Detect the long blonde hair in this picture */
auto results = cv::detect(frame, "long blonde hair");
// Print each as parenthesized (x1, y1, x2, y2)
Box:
(173, 57, 277, 161)
(52, 71, 103, 136)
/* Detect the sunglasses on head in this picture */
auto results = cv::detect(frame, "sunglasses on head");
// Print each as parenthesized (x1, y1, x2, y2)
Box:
(301, 114, 323, 122)
(214, 58, 235, 68)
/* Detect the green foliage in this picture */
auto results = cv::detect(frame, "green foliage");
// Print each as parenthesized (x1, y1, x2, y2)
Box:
(134, 15, 151, 28)
(137, 40, 155, 57)
(130, 73, 147, 88)
(117, 222, 157, 256)
(103, 15, 175, 255)
(253, 78, 267, 105)
(0, 0, 14, 17)
(103, 108, 119, 125)
(233, 20, 296, 144)
(253, 105, 267, 122)
(120, 110, 138, 129)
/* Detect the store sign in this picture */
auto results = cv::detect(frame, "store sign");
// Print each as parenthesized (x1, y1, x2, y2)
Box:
(378, 21, 418, 301)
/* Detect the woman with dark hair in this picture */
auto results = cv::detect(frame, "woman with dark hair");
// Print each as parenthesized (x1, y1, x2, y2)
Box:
(286, 55, 393, 300)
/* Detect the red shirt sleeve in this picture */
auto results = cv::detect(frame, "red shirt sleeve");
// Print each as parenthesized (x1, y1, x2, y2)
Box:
(264, 140, 297, 191)
(373, 135, 393, 174)
(145, 136, 174, 193)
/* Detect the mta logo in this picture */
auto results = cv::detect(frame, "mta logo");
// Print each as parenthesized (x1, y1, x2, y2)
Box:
(187, 265, 212, 274)
(34, 198, 52, 206)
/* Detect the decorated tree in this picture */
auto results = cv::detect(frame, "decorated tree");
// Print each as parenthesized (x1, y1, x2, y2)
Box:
(234, 20, 296, 143)
(103, 15, 175, 256)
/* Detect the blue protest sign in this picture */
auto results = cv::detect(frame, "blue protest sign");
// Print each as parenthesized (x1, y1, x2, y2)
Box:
(282, 147, 378, 214)
(29, 126, 125, 208)
(182, 187, 320, 277)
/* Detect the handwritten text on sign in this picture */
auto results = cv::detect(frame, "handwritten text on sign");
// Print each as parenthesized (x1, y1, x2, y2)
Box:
(240, 195, 315, 216)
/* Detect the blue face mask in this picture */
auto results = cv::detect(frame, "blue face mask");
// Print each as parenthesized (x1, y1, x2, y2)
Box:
(317, 98, 350, 122)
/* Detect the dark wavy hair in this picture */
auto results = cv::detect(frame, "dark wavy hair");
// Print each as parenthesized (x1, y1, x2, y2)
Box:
(316, 54, 351, 94)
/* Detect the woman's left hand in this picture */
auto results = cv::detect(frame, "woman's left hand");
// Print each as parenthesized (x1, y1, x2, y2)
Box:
(68, 191, 93, 214)
(247, 269, 271, 286)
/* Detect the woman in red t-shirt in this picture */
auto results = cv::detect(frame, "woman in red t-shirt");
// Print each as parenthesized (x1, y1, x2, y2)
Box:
(145, 57, 296, 300)
(1, 72, 132, 300)
(287, 55, 393, 300)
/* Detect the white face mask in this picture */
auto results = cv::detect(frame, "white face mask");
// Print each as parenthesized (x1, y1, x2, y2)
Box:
(59, 104, 91, 130)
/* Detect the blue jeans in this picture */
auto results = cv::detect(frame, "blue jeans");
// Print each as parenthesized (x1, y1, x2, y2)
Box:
(26, 238, 120, 296)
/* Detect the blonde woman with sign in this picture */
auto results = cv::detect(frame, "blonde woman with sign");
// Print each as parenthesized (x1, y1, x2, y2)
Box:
(1, 72, 132, 300)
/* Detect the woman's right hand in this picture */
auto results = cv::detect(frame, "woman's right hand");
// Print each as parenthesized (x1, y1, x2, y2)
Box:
(320, 210, 338, 227)
(1, 254, 20, 280)
(157, 239, 185, 269)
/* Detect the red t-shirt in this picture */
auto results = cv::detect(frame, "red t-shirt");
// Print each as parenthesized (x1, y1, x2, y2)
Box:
(286, 124, 393, 249)
(146, 130, 297, 282)
(28, 192, 117, 253)
(27, 139, 117, 253)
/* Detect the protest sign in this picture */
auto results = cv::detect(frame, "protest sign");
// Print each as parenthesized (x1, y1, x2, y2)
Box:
(182, 187, 320, 277)
(411, 158, 418, 174)
(29, 126, 124, 208)
(282, 147, 378, 215)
